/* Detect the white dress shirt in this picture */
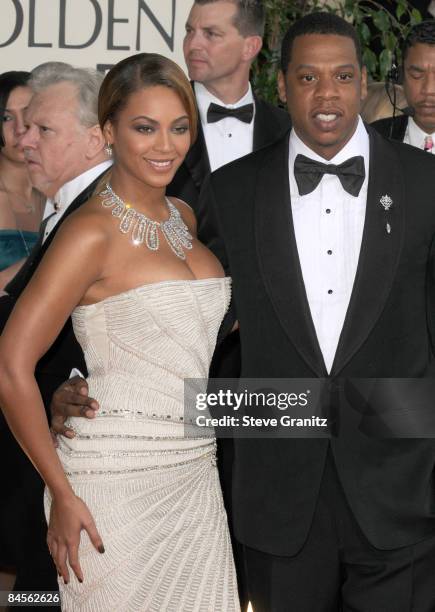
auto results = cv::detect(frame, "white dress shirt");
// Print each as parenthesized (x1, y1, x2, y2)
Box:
(194, 81, 255, 172)
(42, 160, 112, 242)
(403, 117, 435, 153)
(289, 117, 370, 373)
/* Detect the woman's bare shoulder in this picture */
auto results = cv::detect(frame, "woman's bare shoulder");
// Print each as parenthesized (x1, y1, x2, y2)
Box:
(52, 195, 113, 249)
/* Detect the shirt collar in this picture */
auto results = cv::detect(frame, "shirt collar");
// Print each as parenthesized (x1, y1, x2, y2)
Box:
(52, 160, 112, 211)
(289, 116, 370, 195)
(406, 117, 435, 148)
(194, 81, 254, 126)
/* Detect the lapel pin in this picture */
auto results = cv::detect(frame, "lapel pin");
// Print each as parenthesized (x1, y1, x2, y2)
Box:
(380, 195, 393, 235)
(380, 194, 393, 211)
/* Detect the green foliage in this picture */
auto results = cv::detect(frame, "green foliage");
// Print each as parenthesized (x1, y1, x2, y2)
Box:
(252, 0, 422, 104)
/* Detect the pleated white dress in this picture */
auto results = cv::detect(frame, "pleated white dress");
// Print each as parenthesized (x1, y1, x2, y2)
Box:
(45, 277, 240, 612)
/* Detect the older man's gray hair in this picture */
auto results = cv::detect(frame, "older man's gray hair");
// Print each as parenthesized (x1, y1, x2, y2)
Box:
(30, 62, 103, 128)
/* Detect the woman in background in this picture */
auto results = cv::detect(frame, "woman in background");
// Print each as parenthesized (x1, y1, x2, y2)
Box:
(0, 54, 239, 611)
(0, 71, 44, 289)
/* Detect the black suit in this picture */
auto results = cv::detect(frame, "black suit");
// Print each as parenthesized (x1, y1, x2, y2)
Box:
(371, 114, 408, 142)
(198, 126, 435, 608)
(0, 172, 106, 598)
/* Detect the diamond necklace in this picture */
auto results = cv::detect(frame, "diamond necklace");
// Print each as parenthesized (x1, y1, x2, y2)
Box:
(99, 183, 193, 260)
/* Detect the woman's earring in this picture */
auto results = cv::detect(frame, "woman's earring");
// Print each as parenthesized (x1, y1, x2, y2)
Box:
(104, 142, 113, 157)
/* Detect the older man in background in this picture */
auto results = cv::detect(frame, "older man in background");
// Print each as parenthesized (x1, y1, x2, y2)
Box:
(0, 62, 109, 597)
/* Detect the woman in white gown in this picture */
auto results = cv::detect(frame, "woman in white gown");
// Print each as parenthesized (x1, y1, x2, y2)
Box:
(0, 53, 239, 611)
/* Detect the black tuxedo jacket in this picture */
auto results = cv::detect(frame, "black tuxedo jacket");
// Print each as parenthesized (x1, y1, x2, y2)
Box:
(371, 114, 408, 142)
(199, 126, 435, 556)
(0, 172, 107, 408)
(166, 93, 291, 213)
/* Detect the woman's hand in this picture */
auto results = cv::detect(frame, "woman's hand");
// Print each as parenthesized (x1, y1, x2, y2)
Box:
(47, 493, 105, 584)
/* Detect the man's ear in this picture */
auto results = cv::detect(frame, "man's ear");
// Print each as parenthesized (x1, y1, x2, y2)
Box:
(242, 35, 263, 62)
(277, 70, 287, 104)
(360, 65, 368, 102)
(86, 124, 105, 160)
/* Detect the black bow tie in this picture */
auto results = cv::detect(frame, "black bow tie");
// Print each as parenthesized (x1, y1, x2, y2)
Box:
(207, 102, 254, 124)
(294, 153, 366, 197)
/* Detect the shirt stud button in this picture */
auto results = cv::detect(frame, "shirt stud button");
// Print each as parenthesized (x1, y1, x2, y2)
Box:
(328, 289, 333, 294)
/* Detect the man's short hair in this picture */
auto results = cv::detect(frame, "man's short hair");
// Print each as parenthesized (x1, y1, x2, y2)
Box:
(29, 62, 103, 128)
(280, 12, 363, 73)
(402, 20, 435, 62)
(194, 0, 265, 37)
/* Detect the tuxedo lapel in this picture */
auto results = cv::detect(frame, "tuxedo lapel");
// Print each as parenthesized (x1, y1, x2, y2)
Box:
(253, 95, 274, 150)
(253, 95, 284, 150)
(37, 171, 107, 257)
(184, 122, 211, 191)
(255, 136, 327, 377)
(331, 128, 405, 375)
(394, 114, 408, 142)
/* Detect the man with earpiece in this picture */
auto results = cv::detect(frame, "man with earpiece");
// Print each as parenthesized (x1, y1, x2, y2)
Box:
(372, 20, 435, 153)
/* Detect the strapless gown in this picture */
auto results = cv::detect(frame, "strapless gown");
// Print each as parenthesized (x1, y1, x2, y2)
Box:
(45, 277, 240, 612)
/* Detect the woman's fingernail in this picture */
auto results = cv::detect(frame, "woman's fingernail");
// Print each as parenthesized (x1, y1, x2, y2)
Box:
(78, 578, 83, 583)
(98, 544, 105, 554)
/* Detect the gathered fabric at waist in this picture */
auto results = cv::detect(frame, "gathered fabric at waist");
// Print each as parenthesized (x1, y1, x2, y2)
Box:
(60, 371, 213, 477)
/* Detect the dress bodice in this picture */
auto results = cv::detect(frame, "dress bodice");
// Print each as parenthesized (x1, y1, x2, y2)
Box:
(72, 277, 231, 382)
(0, 229, 38, 271)
(60, 277, 231, 473)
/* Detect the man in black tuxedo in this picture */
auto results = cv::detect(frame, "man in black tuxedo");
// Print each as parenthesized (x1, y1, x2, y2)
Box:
(198, 12, 435, 610)
(0, 61, 110, 596)
(371, 20, 435, 151)
(167, 0, 290, 212)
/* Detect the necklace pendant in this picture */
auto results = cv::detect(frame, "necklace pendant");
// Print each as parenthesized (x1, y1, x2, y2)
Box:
(146, 222, 159, 251)
(120, 208, 136, 233)
(161, 223, 187, 260)
(111, 203, 124, 218)
(132, 216, 146, 246)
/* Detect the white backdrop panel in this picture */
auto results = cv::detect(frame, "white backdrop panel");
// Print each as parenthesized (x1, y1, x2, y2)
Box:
(0, 0, 192, 73)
